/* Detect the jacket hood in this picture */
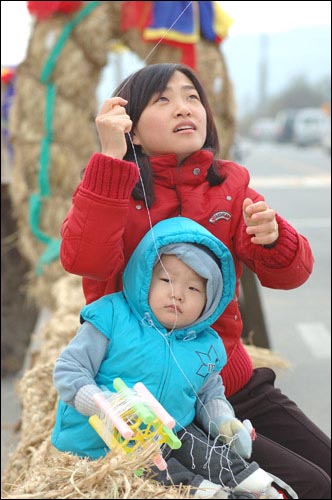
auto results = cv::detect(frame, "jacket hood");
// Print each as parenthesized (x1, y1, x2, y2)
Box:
(123, 217, 236, 336)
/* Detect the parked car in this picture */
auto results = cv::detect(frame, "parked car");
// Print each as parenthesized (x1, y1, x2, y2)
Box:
(293, 108, 327, 147)
(274, 109, 297, 142)
(320, 116, 331, 155)
(249, 118, 277, 142)
(228, 134, 251, 162)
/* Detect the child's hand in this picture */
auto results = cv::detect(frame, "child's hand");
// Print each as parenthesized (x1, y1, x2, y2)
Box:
(217, 416, 252, 459)
(242, 198, 279, 246)
(95, 97, 132, 159)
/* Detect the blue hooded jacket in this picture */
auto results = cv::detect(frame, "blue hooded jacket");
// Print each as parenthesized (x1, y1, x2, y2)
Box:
(51, 217, 236, 458)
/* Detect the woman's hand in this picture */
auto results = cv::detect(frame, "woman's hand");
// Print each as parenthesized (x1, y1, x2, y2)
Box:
(95, 97, 132, 159)
(242, 198, 279, 246)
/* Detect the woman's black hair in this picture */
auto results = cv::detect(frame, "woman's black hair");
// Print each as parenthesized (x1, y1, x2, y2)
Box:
(112, 63, 226, 206)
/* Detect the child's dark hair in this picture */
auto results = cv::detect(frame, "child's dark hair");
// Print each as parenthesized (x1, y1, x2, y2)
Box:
(113, 63, 226, 206)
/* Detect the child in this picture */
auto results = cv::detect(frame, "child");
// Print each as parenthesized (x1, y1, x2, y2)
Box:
(59, 63, 330, 498)
(52, 217, 296, 499)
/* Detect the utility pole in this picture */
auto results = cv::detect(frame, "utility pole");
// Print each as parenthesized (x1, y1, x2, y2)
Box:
(258, 33, 269, 115)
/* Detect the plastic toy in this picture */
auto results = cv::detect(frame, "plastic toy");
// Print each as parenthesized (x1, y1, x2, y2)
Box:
(89, 377, 182, 470)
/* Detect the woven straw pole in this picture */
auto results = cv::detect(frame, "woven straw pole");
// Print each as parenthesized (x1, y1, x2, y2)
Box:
(8, 2, 118, 308)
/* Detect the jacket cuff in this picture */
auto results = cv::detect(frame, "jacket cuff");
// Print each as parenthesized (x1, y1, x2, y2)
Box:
(82, 153, 139, 199)
(74, 384, 102, 416)
(241, 214, 299, 268)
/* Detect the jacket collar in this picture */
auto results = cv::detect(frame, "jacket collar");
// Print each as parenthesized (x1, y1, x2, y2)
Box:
(150, 150, 214, 187)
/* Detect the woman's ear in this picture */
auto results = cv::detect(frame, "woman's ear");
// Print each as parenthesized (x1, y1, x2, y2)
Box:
(131, 132, 141, 146)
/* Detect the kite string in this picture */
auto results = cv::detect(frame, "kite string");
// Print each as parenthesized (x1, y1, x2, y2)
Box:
(114, 1, 194, 98)
(115, 2, 195, 333)
(123, 5, 240, 463)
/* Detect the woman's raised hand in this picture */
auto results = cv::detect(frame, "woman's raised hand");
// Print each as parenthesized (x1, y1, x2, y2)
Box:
(242, 198, 279, 246)
(95, 97, 132, 159)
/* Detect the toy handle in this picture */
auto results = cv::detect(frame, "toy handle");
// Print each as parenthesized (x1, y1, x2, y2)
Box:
(152, 454, 168, 471)
(113, 377, 156, 423)
(134, 382, 175, 429)
(93, 392, 134, 440)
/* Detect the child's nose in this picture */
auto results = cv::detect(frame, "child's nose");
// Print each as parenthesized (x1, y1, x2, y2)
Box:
(171, 287, 184, 301)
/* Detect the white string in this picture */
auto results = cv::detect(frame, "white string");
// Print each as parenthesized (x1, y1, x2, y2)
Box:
(119, 6, 245, 480)
(143, 316, 247, 488)
(167, 423, 242, 489)
(128, 134, 179, 334)
(110, 2, 195, 332)
(113, 1, 193, 98)
(99, 384, 243, 489)
(140, 1, 193, 65)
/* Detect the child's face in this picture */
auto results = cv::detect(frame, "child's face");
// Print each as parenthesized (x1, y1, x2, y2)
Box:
(132, 71, 207, 164)
(149, 255, 207, 330)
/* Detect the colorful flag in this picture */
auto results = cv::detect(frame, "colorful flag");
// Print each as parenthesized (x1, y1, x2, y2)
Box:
(121, 1, 233, 68)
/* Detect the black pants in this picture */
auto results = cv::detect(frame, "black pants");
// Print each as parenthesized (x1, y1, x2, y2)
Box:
(163, 422, 259, 488)
(228, 368, 331, 499)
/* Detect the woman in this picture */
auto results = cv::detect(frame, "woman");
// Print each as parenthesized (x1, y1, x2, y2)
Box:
(59, 63, 330, 498)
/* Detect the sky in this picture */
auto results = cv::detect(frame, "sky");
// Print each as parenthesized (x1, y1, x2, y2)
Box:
(1, 1, 331, 65)
(220, 1, 331, 35)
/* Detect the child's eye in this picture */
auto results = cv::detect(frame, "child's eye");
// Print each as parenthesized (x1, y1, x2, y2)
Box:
(189, 286, 200, 292)
(161, 278, 170, 283)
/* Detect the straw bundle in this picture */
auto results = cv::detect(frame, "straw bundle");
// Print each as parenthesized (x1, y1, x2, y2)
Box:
(51, 274, 85, 315)
(245, 344, 291, 370)
(10, 141, 84, 199)
(7, 4, 105, 306)
(18, 2, 123, 90)
(2, 441, 191, 499)
(23, 275, 84, 369)
(71, 2, 123, 66)
(196, 40, 236, 159)
(9, 73, 97, 157)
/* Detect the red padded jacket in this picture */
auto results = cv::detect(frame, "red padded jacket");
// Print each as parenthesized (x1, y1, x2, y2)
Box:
(60, 150, 314, 396)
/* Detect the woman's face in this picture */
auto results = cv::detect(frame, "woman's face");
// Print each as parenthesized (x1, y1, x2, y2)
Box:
(132, 71, 207, 164)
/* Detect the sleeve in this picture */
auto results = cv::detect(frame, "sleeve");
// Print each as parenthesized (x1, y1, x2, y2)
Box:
(60, 153, 139, 280)
(53, 321, 109, 409)
(195, 372, 235, 431)
(234, 183, 314, 290)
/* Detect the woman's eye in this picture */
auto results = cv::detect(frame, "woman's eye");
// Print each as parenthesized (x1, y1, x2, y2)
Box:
(161, 278, 170, 283)
(188, 94, 200, 100)
(156, 96, 168, 102)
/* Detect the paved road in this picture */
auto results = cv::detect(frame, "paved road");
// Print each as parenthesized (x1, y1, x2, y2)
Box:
(242, 140, 331, 437)
(1, 376, 21, 477)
